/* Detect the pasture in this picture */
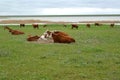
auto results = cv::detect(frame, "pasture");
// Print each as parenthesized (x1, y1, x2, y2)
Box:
(0, 24, 120, 80)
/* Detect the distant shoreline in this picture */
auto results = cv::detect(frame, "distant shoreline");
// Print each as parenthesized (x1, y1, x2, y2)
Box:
(0, 14, 120, 17)
(0, 19, 120, 24)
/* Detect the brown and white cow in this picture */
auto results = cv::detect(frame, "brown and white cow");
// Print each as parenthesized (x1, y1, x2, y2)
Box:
(39, 30, 75, 43)
(32, 24, 39, 29)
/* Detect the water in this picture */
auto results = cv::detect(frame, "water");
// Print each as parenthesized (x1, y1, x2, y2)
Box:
(0, 15, 120, 22)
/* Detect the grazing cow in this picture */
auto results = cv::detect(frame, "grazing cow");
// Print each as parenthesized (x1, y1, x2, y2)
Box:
(95, 23, 100, 26)
(71, 24, 78, 29)
(110, 23, 115, 28)
(4, 26, 24, 35)
(86, 23, 91, 28)
(32, 24, 39, 29)
(27, 35, 40, 41)
(52, 32, 75, 43)
(20, 24, 25, 27)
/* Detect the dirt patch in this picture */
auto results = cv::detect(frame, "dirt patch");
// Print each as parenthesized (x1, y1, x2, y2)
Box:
(37, 39, 54, 44)
(28, 39, 54, 44)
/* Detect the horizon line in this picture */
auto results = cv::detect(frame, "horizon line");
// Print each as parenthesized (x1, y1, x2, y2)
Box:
(0, 14, 120, 17)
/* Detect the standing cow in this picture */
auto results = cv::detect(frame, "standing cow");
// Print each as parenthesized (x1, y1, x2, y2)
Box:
(71, 24, 78, 29)
(32, 24, 39, 29)
(95, 23, 100, 26)
(20, 24, 25, 27)
(110, 23, 115, 28)
(86, 23, 91, 28)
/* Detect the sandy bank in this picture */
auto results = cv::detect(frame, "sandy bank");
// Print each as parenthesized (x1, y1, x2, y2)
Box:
(0, 19, 120, 24)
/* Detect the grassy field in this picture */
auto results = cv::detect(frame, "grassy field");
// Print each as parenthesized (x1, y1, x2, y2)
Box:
(0, 24, 120, 80)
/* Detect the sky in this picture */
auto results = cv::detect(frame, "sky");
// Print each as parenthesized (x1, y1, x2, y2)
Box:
(0, 0, 120, 15)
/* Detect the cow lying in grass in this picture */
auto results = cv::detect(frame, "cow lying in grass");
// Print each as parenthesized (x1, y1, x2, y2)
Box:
(39, 30, 75, 43)
(52, 31, 75, 43)
(4, 26, 24, 35)
(27, 35, 40, 41)
(4, 26, 13, 32)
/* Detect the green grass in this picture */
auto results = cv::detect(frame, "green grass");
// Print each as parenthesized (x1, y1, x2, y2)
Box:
(0, 24, 120, 80)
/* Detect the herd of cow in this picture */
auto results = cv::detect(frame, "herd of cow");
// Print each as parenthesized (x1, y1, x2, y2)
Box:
(19, 23, 115, 29)
(3, 23, 115, 44)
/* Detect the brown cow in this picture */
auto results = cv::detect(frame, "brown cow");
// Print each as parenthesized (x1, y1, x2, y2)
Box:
(52, 32, 75, 43)
(86, 24, 91, 28)
(71, 24, 78, 29)
(53, 31, 69, 36)
(27, 35, 40, 41)
(4, 26, 24, 35)
(44, 30, 69, 39)
(11, 30, 24, 35)
(20, 24, 25, 27)
(95, 23, 100, 26)
(32, 24, 39, 29)
(4, 26, 13, 32)
(110, 23, 115, 28)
